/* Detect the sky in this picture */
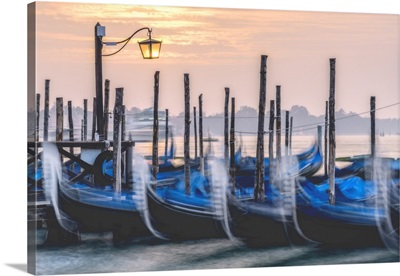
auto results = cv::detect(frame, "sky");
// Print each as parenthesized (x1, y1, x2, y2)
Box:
(0, 2, 399, 276)
(32, 1, 399, 119)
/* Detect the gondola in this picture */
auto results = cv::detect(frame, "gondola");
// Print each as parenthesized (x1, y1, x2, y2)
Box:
(28, 160, 46, 203)
(389, 178, 399, 235)
(145, 143, 323, 243)
(226, 145, 323, 247)
(146, 160, 230, 240)
(234, 142, 323, 189)
(41, 142, 156, 244)
(156, 158, 201, 180)
(234, 140, 318, 172)
(57, 181, 151, 239)
(335, 155, 400, 179)
(43, 141, 231, 244)
(334, 156, 399, 238)
(295, 175, 388, 248)
(227, 183, 305, 247)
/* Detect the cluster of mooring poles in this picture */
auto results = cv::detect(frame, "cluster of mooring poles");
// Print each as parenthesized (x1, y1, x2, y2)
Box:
(35, 54, 381, 207)
(36, 78, 131, 194)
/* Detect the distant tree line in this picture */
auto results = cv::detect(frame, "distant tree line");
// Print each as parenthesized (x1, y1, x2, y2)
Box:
(37, 103, 399, 139)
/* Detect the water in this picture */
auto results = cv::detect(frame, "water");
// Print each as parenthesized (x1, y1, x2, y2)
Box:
(35, 230, 398, 275)
(135, 134, 400, 160)
(33, 134, 400, 275)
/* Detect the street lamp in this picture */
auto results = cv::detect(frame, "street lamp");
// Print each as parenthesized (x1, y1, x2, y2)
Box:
(94, 22, 162, 140)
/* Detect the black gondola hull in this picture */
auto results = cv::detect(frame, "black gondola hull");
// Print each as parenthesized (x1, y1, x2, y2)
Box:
(295, 208, 383, 248)
(227, 195, 305, 247)
(58, 189, 150, 237)
(146, 187, 227, 240)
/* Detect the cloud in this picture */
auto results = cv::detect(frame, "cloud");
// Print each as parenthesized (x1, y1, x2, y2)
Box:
(34, 2, 398, 118)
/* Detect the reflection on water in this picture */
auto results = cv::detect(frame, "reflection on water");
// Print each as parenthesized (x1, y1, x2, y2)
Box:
(35, 229, 398, 275)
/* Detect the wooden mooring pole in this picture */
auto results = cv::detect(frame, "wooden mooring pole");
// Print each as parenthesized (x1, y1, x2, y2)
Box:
(126, 133, 133, 186)
(328, 58, 336, 205)
(229, 97, 236, 194)
(184, 74, 191, 194)
(370, 96, 376, 159)
(36, 94, 40, 142)
(81, 119, 83, 141)
(81, 119, 84, 141)
(193, 106, 198, 160)
(285, 110, 289, 157)
(275, 85, 282, 173)
(44, 79, 50, 141)
(324, 100, 328, 176)
(269, 100, 275, 185)
(289, 116, 293, 155)
(152, 71, 160, 179)
(122, 105, 126, 141)
(170, 129, 175, 159)
(224, 87, 230, 167)
(164, 109, 169, 162)
(92, 97, 97, 141)
(199, 94, 204, 175)
(83, 99, 88, 141)
(113, 88, 124, 194)
(104, 79, 110, 140)
(56, 97, 63, 142)
(67, 101, 74, 153)
(254, 55, 267, 202)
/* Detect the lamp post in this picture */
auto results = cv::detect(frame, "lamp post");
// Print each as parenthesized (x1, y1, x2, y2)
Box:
(94, 22, 162, 141)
